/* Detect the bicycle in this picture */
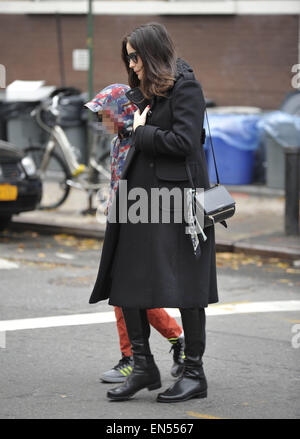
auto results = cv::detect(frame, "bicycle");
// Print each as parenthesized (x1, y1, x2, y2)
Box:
(24, 88, 112, 211)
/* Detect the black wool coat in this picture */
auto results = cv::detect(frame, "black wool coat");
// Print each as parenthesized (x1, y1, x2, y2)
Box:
(89, 59, 219, 309)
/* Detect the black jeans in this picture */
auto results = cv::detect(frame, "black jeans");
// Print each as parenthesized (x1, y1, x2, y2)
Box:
(122, 308, 151, 356)
(122, 307, 206, 361)
(180, 308, 206, 362)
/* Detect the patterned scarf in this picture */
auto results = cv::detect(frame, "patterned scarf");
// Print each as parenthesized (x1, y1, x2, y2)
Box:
(108, 133, 132, 211)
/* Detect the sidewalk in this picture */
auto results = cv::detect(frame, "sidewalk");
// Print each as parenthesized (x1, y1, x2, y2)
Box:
(8, 184, 300, 261)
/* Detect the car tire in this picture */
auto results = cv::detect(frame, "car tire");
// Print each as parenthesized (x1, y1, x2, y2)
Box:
(0, 215, 12, 231)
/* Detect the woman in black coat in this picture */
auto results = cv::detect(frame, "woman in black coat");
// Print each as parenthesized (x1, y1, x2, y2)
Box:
(89, 22, 219, 403)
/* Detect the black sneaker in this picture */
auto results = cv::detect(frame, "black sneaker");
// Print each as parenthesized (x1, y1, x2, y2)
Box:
(168, 337, 185, 378)
(101, 355, 134, 383)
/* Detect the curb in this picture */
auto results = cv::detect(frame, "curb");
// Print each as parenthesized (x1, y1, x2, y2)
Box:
(226, 184, 284, 198)
(7, 219, 300, 261)
(216, 239, 300, 261)
(8, 219, 105, 239)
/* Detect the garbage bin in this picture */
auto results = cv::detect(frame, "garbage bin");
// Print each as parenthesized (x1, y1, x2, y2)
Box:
(204, 113, 261, 185)
(4, 101, 46, 150)
(258, 111, 300, 189)
(56, 92, 88, 165)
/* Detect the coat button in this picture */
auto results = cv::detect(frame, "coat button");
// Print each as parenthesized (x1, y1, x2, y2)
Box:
(148, 110, 152, 116)
(149, 162, 154, 167)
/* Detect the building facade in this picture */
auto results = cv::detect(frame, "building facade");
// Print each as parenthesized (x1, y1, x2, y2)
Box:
(0, 1, 299, 108)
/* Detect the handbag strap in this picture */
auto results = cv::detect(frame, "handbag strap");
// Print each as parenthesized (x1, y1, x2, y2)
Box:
(205, 110, 220, 185)
(185, 110, 220, 189)
(179, 70, 220, 185)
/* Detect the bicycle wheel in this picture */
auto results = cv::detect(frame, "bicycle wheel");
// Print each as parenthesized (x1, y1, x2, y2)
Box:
(25, 146, 71, 209)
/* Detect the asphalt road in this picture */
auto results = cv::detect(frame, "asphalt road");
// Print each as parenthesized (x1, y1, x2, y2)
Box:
(0, 229, 300, 420)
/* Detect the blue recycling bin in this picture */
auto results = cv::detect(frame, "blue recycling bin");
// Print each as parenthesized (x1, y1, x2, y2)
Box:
(204, 114, 261, 185)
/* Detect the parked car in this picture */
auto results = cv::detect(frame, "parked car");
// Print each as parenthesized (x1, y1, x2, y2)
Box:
(0, 140, 42, 230)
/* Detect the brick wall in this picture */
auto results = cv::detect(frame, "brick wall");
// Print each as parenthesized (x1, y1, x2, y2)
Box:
(0, 13, 298, 108)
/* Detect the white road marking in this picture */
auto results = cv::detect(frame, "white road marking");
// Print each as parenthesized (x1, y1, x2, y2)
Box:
(55, 253, 75, 260)
(0, 311, 116, 332)
(0, 258, 19, 269)
(0, 331, 5, 348)
(0, 301, 299, 333)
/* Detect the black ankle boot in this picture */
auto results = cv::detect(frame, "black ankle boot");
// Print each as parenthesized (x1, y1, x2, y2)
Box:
(107, 354, 161, 401)
(107, 309, 161, 401)
(157, 358, 207, 403)
(157, 308, 207, 403)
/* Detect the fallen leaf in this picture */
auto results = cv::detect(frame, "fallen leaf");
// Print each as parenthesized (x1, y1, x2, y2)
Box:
(277, 262, 289, 269)
(286, 268, 300, 274)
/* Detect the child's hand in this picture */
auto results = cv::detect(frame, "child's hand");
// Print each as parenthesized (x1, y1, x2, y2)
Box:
(133, 106, 150, 132)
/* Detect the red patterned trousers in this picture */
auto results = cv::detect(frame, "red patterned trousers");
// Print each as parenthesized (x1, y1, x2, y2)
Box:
(114, 306, 182, 357)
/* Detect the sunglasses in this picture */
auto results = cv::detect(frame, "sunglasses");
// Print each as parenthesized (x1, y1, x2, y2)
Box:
(126, 52, 138, 64)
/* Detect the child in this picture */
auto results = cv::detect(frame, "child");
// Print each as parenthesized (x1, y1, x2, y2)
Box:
(85, 84, 185, 383)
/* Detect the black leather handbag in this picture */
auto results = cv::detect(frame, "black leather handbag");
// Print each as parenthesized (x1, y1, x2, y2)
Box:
(186, 111, 236, 230)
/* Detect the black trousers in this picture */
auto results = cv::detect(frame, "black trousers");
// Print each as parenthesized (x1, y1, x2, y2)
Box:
(180, 308, 206, 362)
(122, 308, 151, 356)
(122, 307, 206, 361)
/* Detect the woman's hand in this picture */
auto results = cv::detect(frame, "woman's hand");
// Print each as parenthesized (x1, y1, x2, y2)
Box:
(133, 105, 150, 132)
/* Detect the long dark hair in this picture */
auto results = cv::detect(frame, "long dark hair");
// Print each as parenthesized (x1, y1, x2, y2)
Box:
(121, 23, 177, 99)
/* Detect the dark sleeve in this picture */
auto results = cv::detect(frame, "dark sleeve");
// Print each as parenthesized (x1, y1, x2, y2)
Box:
(133, 79, 206, 157)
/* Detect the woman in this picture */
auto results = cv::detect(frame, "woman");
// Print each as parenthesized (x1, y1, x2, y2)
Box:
(89, 23, 218, 403)
(85, 83, 185, 383)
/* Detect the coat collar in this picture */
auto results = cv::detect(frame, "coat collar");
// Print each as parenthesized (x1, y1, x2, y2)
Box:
(175, 58, 194, 80)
